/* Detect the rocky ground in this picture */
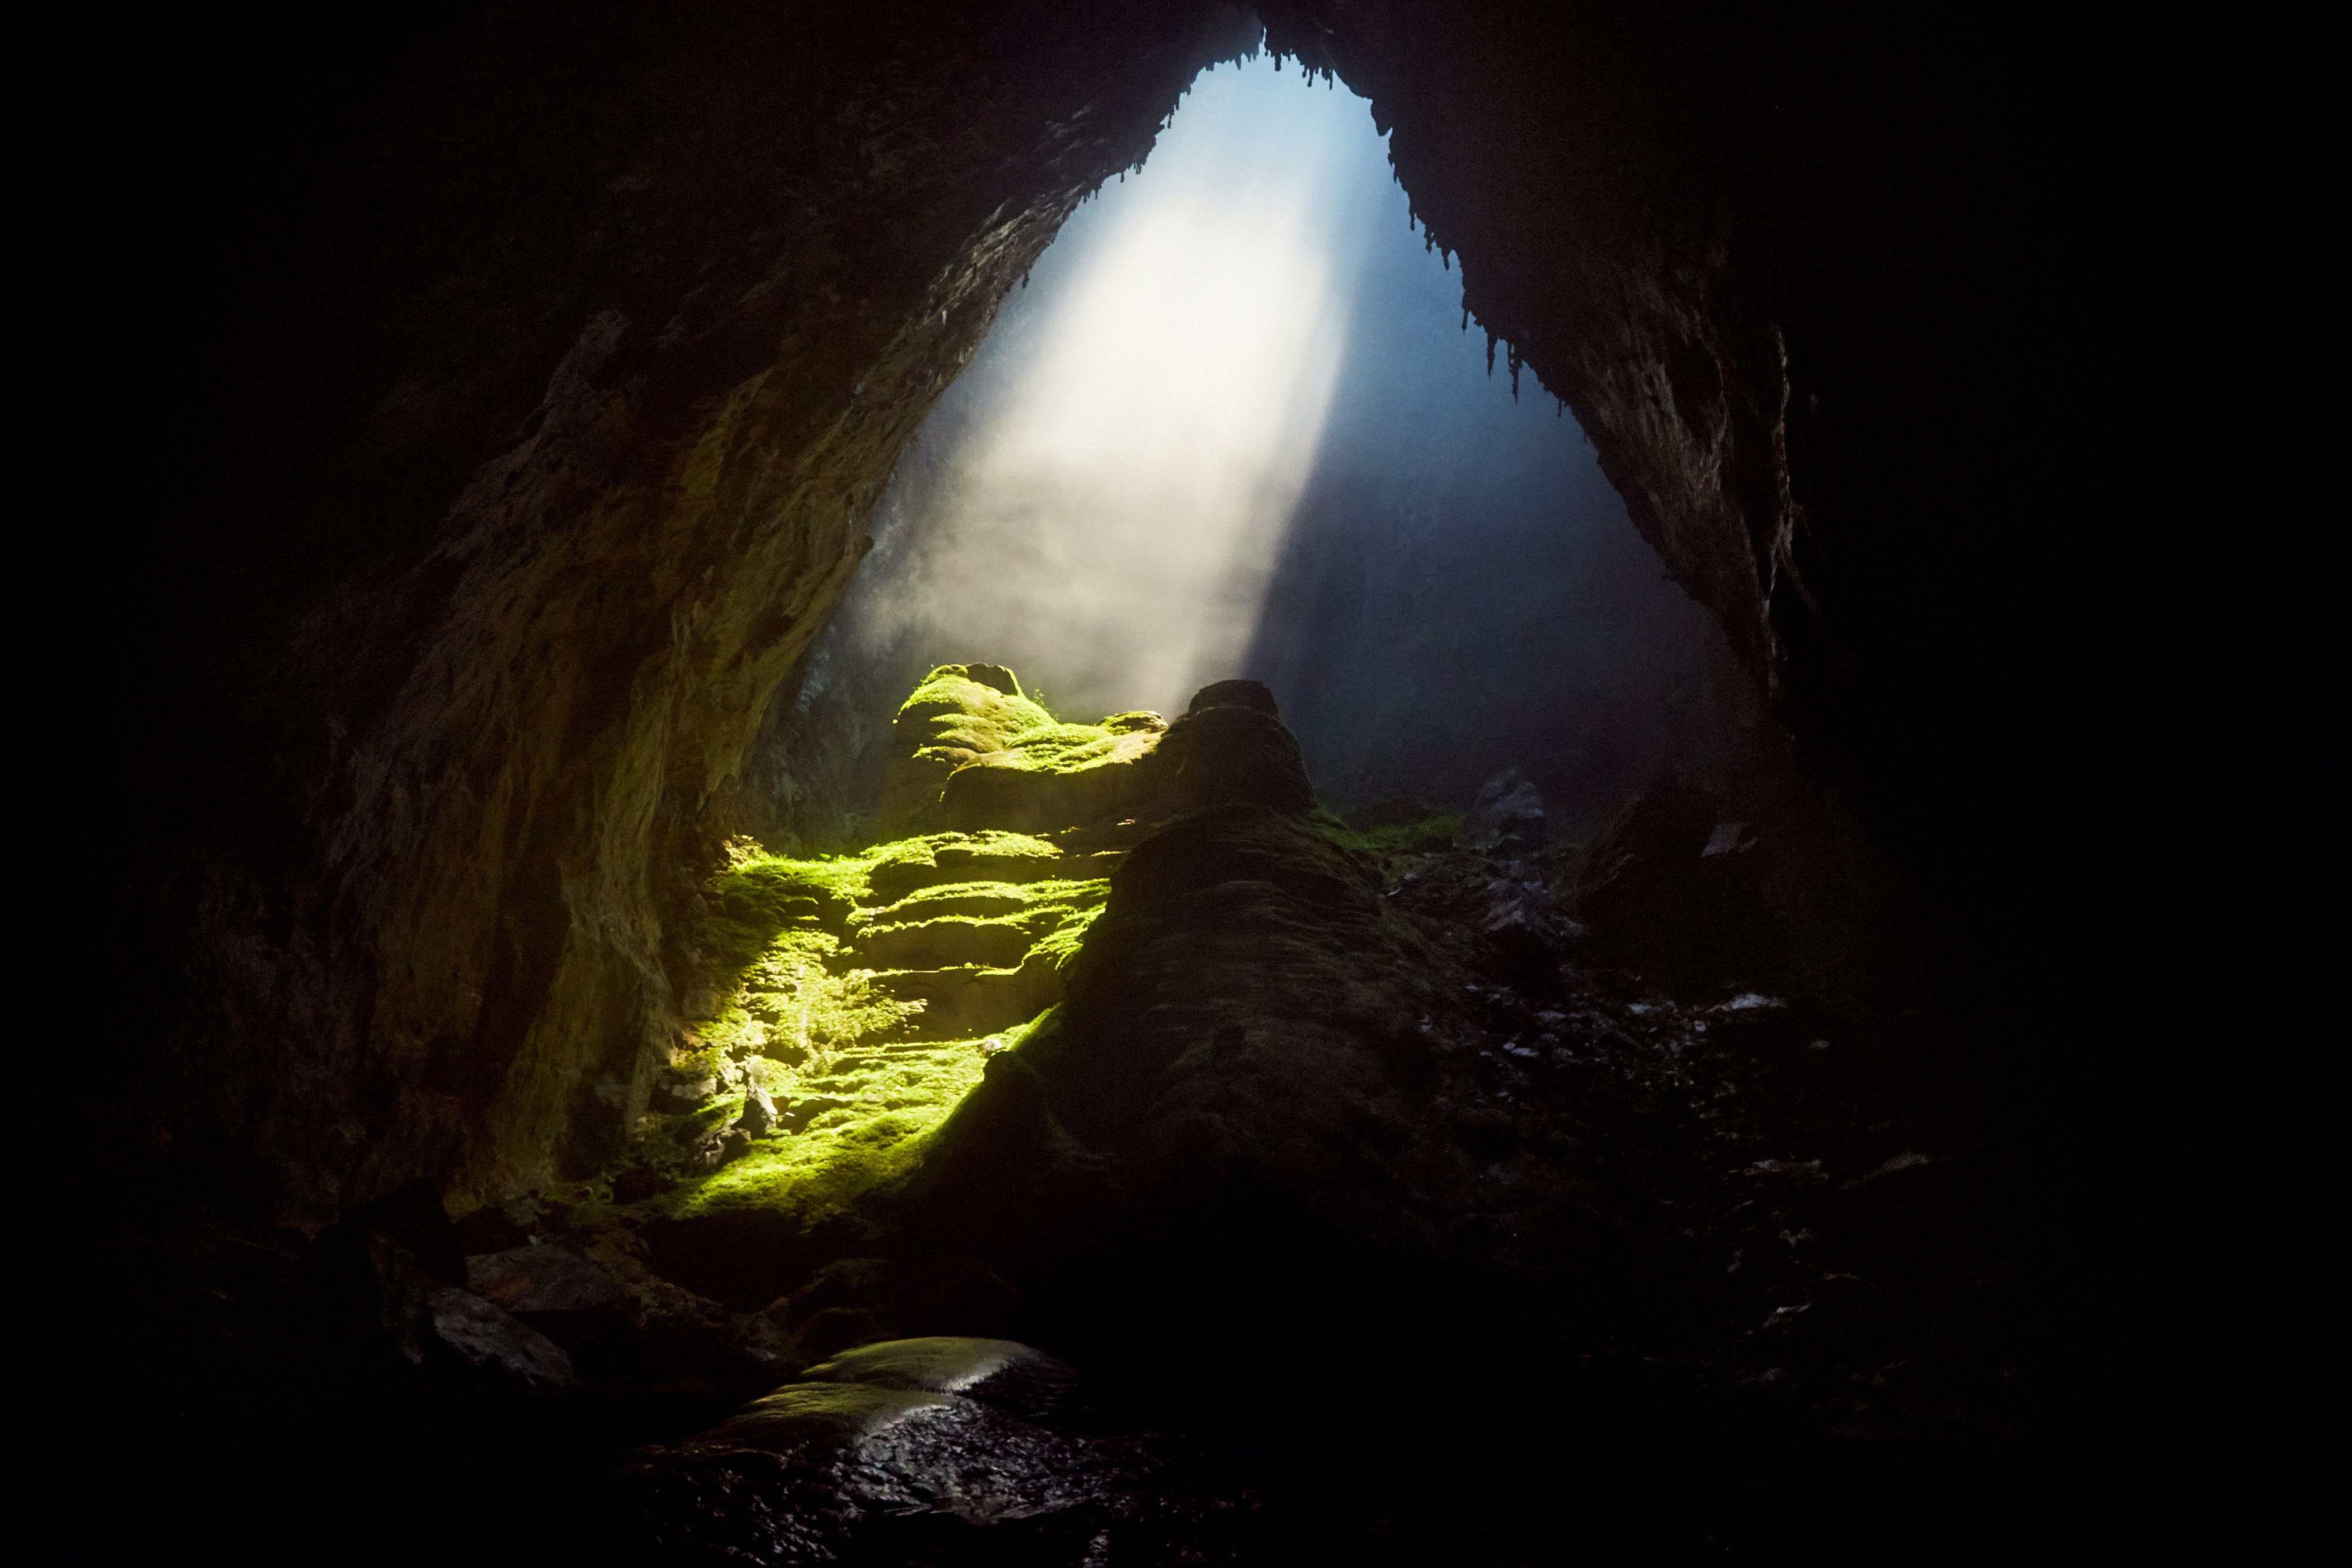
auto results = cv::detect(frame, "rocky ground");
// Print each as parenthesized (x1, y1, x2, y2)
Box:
(102, 671, 2070, 1562)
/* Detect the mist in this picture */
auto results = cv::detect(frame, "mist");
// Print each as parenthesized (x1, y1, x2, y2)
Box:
(761, 51, 1751, 843)
(845, 57, 1385, 718)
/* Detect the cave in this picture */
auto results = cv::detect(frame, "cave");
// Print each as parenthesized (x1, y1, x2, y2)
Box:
(75, 2, 2201, 1560)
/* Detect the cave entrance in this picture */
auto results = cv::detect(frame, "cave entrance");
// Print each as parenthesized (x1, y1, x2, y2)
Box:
(761, 49, 1750, 850)
(662, 44, 1763, 1316)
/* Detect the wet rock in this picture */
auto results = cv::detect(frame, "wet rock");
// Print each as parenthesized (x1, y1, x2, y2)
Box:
(653, 1072, 719, 1114)
(1458, 767, 1546, 855)
(465, 1243, 620, 1322)
(422, 1286, 577, 1392)
(614, 1348, 1161, 1560)
(733, 1083, 779, 1139)
(803, 1336, 1082, 1422)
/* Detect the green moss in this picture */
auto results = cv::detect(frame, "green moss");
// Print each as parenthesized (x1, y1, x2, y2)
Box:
(660, 815, 1117, 1231)
(699, 927, 927, 1066)
(851, 877, 1110, 941)
(897, 667, 1058, 761)
(1100, 711, 1168, 734)
(656, 1030, 1023, 1226)
(699, 854, 868, 995)
(1029, 902, 1105, 972)
(965, 722, 1128, 773)
(865, 830, 1063, 886)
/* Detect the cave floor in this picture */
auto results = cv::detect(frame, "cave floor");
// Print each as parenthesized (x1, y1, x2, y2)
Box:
(99, 808, 2096, 1563)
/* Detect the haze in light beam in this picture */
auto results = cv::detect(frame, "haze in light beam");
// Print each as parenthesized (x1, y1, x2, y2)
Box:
(856, 55, 1390, 718)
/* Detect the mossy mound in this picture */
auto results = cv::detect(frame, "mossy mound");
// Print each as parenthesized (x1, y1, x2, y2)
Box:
(880, 663, 1169, 835)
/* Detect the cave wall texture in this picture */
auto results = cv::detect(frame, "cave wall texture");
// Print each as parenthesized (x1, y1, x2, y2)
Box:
(85, 0, 2153, 1228)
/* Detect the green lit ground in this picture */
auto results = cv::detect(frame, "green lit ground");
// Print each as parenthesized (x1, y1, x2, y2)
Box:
(637, 827, 1110, 1228)
(623, 664, 1461, 1232)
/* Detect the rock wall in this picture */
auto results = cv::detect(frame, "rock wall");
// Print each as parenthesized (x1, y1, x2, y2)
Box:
(89, 0, 2143, 1228)
(102, 1, 1262, 1218)
(1253, 0, 2139, 899)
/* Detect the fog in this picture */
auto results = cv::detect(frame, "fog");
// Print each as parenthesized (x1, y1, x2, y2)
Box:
(761, 52, 1750, 843)
(845, 58, 1383, 717)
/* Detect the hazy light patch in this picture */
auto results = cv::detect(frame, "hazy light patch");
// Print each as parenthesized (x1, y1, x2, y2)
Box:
(855, 56, 1388, 717)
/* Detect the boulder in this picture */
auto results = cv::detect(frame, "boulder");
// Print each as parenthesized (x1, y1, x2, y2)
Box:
(734, 1082, 780, 1138)
(422, 1287, 577, 1392)
(614, 1355, 1156, 1557)
(1151, 683, 1314, 815)
(465, 1243, 622, 1322)
(1457, 768, 1546, 855)
(1569, 778, 1768, 992)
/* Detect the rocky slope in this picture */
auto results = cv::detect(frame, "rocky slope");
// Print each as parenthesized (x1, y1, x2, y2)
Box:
(132, 673, 2049, 1559)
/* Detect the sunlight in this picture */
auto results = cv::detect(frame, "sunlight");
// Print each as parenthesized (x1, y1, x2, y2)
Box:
(863, 56, 1387, 716)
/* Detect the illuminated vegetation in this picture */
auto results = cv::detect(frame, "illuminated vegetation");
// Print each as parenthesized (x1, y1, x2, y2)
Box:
(633, 810, 1111, 1228)
(887, 664, 1170, 833)
(896, 665, 1060, 765)
(622, 668, 1462, 1233)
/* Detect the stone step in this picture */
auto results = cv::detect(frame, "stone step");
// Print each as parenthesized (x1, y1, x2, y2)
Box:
(854, 918, 1037, 972)
(864, 849, 1124, 904)
(873, 957, 1064, 1039)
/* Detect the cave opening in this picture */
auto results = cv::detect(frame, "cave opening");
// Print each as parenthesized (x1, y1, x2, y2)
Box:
(759, 48, 1750, 853)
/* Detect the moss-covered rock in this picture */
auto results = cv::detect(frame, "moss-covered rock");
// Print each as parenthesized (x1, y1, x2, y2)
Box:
(639, 808, 1117, 1300)
(901, 804, 1475, 1259)
(880, 663, 1172, 835)
(881, 666, 1061, 833)
(642, 676, 1379, 1311)
(939, 720, 1167, 833)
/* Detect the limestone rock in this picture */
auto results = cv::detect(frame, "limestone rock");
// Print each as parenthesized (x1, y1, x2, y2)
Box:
(801, 1336, 1081, 1422)
(464, 1243, 622, 1323)
(882, 664, 1169, 835)
(881, 666, 1060, 833)
(1184, 677, 1280, 716)
(1457, 768, 1546, 855)
(1569, 778, 1761, 992)
(733, 1082, 779, 1138)
(423, 1286, 577, 1392)
(1150, 681, 1314, 816)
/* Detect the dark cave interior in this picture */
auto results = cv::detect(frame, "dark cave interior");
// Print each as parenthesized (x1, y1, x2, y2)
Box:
(64, 1, 2214, 1560)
